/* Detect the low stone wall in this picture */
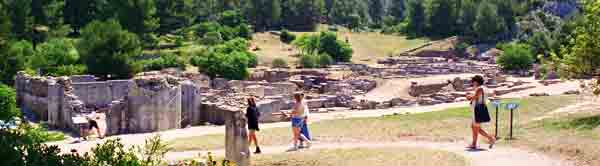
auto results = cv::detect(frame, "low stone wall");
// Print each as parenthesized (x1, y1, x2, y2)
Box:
(408, 81, 450, 97)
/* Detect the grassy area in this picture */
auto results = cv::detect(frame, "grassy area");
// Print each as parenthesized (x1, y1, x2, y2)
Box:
(250, 30, 429, 67)
(253, 147, 467, 166)
(170, 95, 577, 152)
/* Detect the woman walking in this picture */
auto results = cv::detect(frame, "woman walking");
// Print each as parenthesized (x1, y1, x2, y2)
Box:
(299, 93, 311, 148)
(288, 93, 311, 151)
(245, 96, 262, 154)
(466, 75, 496, 149)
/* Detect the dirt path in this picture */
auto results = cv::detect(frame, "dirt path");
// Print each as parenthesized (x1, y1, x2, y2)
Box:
(165, 141, 573, 166)
(48, 102, 469, 153)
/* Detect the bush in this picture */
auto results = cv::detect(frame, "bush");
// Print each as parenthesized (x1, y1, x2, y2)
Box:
(0, 84, 19, 122)
(453, 42, 469, 58)
(46, 64, 87, 77)
(237, 23, 252, 39)
(299, 54, 319, 68)
(497, 43, 535, 71)
(196, 22, 221, 38)
(318, 54, 334, 67)
(203, 31, 224, 45)
(77, 20, 143, 79)
(141, 52, 186, 71)
(191, 49, 251, 80)
(271, 58, 288, 68)
(280, 29, 296, 43)
(292, 31, 353, 63)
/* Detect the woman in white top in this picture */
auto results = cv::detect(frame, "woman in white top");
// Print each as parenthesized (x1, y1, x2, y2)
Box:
(466, 75, 495, 149)
(288, 93, 311, 151)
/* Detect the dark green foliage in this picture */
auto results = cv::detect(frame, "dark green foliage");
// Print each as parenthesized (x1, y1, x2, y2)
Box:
(156, 0, 194, 35)
(497, 43, 534, 71)
(0, 40, 34, 84)
(292, 31, 353, 63)
(560, 0, 600, 77)
(110, 0, 159, 41)
(318, 31, 352, 62)
(30, 38, 81, 76)
(202, 31, 224, 45)
(426, 0, 457, 36)
(299, 54, 319, 68)
(191, 38, 255, 80)
(404, 0, 426, 36)
(245, 0, 281, 31)
(453, 42, 469, 58)
(140, 52, 186, 71)
(280, 0, 324, 31)
(0, 84, 19, 122)
(4, 0, 33, 40)
(218, 10, 245, 27)
(271, 58, 288, 68)
(280, 29, 296, 43)
(473, 2, 506, 43)
(317, 54, 334, 67)
(77, 20, 142, 79)
(526, 31, 558, 57)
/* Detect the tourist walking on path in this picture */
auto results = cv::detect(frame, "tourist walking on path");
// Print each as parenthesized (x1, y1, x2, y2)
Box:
(288, 93, 312, 151)
(245, 96, 262, 154)
(299, 93, 312, 148)
(82, 114, 103, 140)
(466, 75, 496, 149)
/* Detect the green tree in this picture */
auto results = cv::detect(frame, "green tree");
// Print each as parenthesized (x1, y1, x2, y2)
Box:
(560, 0, 600, 77)
(0, 84, 19, 122)
(299, 54, 319, 68)
(281, 0, 324, 30)
(246, 0, 281, 31)
(4, 0, 33, 40)
(64, 0, 113, 34)
(29, 38, 81, 76)
(0, 2, 11, 39)
(318, 31, 352, 62)
(404, 0, 426, 36)
(368, 0, 386, 26)
(0, 40, 34, 84)
(526, 31, 558, 57)
(458, 0, 477, 35)
(156, 0, 194, 35)
(31, 0, 64, 28)
(191, 49, 250, 80)
(77, 20, 142, 79)
(497, 43, 534, 71)
(473, 2, 506, 42)
(426, 0, 457, 36)
(317, 53, 334, 67)
(109, 0, 159, 43)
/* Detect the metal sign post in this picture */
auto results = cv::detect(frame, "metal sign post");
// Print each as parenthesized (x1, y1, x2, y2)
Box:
(505, 103, 520, 140)
(491, 100, 501, 139)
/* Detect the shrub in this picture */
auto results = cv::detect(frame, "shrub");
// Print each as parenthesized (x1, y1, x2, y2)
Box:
(46, 64, 87, 77)
(299, 54, 319, 68)
(141, 52, 186, 71)
(292, 31, 353, 63)
(203, 31, 224, 45)
(0, 84, 19, 122)
(197, 22, 221, 38)
(280, 29, 296, 43)
(78, 20, 143, 79)
(453, 42, 469, 58)
(318, 54, 334, 67)
(272, 58, 288, 68)
(191, 49, 250, 80)
(497, 43, 535, 71)
(237, 23, 252, 39)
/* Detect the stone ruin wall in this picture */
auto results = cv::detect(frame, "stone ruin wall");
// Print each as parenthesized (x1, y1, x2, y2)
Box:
(14, 72, 222, 136)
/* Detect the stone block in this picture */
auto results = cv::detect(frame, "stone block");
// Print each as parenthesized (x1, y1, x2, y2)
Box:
(257, 99, 283, 122)
(245, 85, 265, 97)
(70, 75, 96, 83)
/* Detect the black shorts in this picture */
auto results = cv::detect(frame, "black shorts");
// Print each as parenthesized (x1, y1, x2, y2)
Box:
(88, 120, 99, 130)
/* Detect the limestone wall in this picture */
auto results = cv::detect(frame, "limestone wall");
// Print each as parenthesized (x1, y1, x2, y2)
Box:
(127, 80, 182, 133)
(181, 81, 202, 127)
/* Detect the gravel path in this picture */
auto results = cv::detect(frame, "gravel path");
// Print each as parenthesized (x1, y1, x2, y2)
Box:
(49, 102, 468, 153)
(165, 141, 574, 166)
